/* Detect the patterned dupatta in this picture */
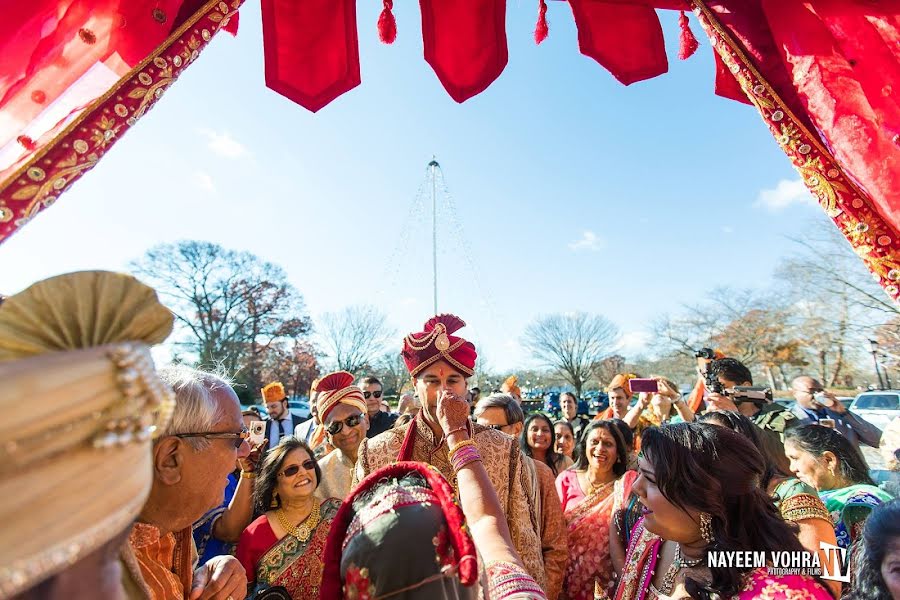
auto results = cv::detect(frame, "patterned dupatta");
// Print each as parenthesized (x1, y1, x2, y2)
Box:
(613, 518, 662, 600)
(255, 498, 341, 598)
(563, 470, 637, 600)
(819, 483, 893, 549)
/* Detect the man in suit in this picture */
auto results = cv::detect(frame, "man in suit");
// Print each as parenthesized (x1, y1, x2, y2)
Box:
(790, 376, 882, 449)
(261, 381, 303, 448)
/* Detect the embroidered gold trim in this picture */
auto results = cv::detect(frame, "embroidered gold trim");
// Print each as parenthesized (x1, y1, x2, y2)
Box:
(780, 493, 831, 524)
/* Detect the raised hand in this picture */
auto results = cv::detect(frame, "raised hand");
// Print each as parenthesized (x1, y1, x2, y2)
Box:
(436, 390, 470, 436)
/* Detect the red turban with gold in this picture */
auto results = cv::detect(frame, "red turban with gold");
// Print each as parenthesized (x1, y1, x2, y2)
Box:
(401, 314, 477, 377)
(316, 371, 367, 422)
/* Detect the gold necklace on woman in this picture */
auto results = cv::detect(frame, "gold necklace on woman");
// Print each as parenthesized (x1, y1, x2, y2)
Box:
(276, 503, 321, 542)
(659, 543, 704, 594)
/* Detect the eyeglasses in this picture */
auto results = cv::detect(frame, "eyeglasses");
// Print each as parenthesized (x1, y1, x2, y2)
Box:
(485, 424, 509, 431)
(363, 391, 383, 399)
(326, 414, 364, 435)
(280, 460, 317, 478)
(175, 428, 249, 449)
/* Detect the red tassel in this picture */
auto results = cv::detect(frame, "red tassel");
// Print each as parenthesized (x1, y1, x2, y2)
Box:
(223, 11, 239, 36)
(677, 10, 699, 60)
(378, 0, 397, 44)
(17, 135, 36, 151)
(534, 0, 549, 45)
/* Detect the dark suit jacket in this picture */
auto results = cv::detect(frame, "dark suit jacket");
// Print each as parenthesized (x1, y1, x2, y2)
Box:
(264, 413, 304, 446)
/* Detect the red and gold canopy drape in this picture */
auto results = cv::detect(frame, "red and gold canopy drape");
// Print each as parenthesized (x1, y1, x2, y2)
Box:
(0, 0, 898, 300)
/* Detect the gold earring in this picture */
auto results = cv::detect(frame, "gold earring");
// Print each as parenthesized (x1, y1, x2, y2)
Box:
(699, 512, 714, 544)
(270, 492, 279, 509)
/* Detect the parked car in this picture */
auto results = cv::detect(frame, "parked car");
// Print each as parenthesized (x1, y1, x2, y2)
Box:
(584, 391, 609, 415)
(249, 397, 311, 421)
(542, 392, 561, 418)
(850, 391, 900, 430)
(837, 396, 855, 410)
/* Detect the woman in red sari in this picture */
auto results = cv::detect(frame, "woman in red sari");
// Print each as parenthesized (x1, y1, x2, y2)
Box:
(236, 437, 341, 599)
(556, 420, 637, 600)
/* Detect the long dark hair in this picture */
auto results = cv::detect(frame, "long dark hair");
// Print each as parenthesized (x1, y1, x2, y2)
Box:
(785, 424, 875, 486)
(640, 423, 832, 600)
(520, 413, 563, 475)
(845, 499, 900, 600)
(698, 411, 783, 490)
(572, 420, 628, 477)
(253, 436, 322, 516)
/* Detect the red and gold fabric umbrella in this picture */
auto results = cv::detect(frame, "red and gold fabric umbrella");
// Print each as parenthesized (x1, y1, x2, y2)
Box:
(0, 0, 898, 300)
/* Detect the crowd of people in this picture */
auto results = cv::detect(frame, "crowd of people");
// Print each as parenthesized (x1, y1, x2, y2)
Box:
(2, 271, 899, 600)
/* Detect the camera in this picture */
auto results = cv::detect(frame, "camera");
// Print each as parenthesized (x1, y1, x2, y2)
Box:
(730, 386, 773, 406)
(695, 348, 716, 360)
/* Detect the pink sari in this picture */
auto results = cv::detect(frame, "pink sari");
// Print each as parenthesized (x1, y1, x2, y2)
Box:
(558, 470, 637, 600)
(614, 518, 832, 600)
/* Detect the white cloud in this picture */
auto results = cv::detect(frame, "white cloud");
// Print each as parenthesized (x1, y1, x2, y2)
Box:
(755, 179, 816, 211)
(568, 230, 604, 252)
(620, 331, 651, 354)
(197, 128, 248, 159)
(192, 171, 216, 193)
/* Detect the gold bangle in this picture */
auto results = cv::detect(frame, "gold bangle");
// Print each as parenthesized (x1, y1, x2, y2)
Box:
(448, 438, 476, 456)
(240, 471, 257, 480)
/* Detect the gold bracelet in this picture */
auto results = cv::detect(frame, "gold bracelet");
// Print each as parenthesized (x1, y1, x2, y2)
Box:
(448, 438, 476, 456)
(240, 471, 257, 480)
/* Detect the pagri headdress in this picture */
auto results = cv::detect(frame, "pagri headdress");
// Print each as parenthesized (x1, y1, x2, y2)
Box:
(316, 371, 367, 422)
(0, 271, 174, 597)
(262, 381, 287, 403)
(401, 314, 477, 377)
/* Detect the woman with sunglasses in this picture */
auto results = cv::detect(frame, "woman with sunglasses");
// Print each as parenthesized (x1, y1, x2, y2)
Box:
(314, 371, 371, 501)
(236, 436, 340, 598)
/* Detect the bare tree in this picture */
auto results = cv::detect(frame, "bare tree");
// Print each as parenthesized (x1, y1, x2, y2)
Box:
(522, 312, 620, 396)
(130, 241, 311, 378)
(372, 351, 409, 397)
(320, 305, 395, 373)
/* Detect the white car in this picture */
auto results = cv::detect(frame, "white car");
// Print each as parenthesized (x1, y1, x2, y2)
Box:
(850, 391, 900, 430)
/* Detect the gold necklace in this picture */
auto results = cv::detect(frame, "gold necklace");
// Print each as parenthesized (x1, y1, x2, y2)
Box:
(659, 543, 704, 594)
(276, 503, 321, 542)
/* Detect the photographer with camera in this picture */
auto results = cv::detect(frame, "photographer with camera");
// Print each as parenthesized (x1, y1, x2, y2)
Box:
(790, 376, 882, 449)
(705, 357, 795, 475)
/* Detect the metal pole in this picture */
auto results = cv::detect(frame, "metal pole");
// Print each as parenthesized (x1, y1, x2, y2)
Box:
(429, 157, 439, 314)
(870, 342, 885, 390)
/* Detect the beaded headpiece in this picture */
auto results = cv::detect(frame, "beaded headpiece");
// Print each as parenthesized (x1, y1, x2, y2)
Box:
(320, 462, 478, 599)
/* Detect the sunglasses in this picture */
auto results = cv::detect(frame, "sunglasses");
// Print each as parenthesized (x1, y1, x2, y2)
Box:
(326, 414, 364, 435)
(363, 391, 383, 399)
(280, 460, 317, 478)
(175, 428, 249, 449)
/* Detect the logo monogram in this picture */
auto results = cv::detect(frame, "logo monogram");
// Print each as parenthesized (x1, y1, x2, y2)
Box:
(819, 542, 850, 583)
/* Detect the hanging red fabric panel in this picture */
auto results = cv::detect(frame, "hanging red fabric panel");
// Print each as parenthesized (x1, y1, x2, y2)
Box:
(420, 0, 508, 103)
(760, 0, 900, 234)
(261, 0, 360, 112)
(568, 0, 668, 85)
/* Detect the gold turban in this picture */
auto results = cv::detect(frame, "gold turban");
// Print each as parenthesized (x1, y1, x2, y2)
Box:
(0, 271, 174, 597)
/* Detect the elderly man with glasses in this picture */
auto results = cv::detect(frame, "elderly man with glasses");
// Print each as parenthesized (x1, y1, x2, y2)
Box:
(122, 366, 250, 600)
(313, 371, 371, 501)
(474, 393, 569, 600)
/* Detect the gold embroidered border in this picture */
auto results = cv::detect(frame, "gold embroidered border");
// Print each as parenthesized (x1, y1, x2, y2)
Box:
(691, 1, 900, 301)
(0, 0, 245, 242)
(780, 493, 832, 525)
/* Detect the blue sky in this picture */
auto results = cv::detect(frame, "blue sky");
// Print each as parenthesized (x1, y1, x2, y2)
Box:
(0, 2, 825, 371)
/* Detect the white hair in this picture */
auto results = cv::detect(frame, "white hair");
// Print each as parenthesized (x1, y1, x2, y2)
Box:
(158, 366, 233, 449)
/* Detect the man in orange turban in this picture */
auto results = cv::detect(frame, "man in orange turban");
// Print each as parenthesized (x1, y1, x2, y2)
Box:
(598, 373, 637, 420)
(261, 381, 303, 449)
(354, 314, 548, 591)
(315, 371, 369, 501)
